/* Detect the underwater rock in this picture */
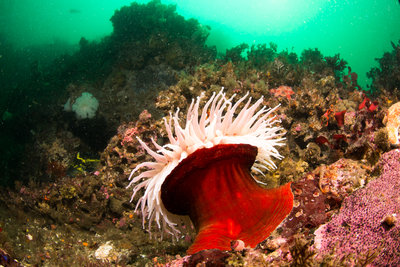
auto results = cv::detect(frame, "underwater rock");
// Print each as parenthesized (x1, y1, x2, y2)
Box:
(0, 247, 22, 267)
(166, 249, 229, 267)
(374, 127, 391, 152)
(109, 197, 124, 216)
(383, 101, 400, 146)
(94, 242, 114, 261)
(280, 158, 369, 239)
(101, 109, 159, 181)
(314, 149, 400, 266)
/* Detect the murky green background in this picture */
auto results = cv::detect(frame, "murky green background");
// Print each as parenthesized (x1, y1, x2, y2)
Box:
(1, 0, 400, 87)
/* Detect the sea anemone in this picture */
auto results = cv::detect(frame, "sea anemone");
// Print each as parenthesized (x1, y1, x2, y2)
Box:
(127, 88, 293, 254)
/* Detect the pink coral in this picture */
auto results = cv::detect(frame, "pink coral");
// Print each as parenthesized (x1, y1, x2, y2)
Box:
(384, 101, 400, 146)
(121, 127, 139, 146)
(314, 149, 400, 266)
(270, 85, 295, 100)
(138, 109, 151, 120)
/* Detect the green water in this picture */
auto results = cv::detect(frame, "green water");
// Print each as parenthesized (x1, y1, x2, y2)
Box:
(1, 0, 400, 86)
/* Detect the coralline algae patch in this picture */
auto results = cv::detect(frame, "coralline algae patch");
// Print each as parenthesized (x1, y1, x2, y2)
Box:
(314, 149, 400, 266)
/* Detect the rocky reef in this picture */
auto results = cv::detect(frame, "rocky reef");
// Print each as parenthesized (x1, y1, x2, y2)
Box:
(314, 149, 400, 266)
(1, 0, 400, 266)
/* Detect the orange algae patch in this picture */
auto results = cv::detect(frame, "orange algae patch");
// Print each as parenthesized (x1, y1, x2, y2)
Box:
(161, 144, 293, 254)
(384, 101, 400, 146)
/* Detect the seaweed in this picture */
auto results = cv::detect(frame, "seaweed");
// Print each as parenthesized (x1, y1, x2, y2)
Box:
(367, 40, 400, 94)
(289, 238, 316, 267)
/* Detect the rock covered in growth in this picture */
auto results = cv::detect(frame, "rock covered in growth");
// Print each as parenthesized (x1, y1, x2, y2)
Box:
(280, 158, 368, 239)
(166, 249, 231, 267)
(314, 149, 400, 266)
(269, 85, 295, 100)
(384, 101, 400, 146)
(100, 109, 159, 181)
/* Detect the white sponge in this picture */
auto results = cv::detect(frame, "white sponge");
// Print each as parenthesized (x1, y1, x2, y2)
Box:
(71, 92, 99, 119)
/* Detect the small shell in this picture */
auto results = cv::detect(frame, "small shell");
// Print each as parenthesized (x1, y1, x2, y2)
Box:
(313, 191, 320, 197)
(231, 239, 245, 252)
(293, 199, 300, 208)
(26, 233, 33, 241)
(295, 209, 304, 217)
(381, 213, 397, 227)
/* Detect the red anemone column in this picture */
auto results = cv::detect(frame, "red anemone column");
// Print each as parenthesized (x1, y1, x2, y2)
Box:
(161, 143, 293, 254)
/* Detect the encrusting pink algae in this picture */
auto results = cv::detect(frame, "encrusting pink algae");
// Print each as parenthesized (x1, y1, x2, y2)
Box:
(314, 149, 400, 266)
